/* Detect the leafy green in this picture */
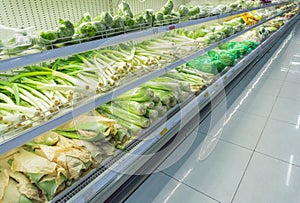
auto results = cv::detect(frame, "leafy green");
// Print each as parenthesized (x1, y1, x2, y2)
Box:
(117, 1, 133, 18)
(179, 5, 189, 17)
(57, 18, 75, 42)
(160, 0, 174, 15)
(40, 30, 58, 42)
(79, 22, 97, 37)
(188, 6, 200, 16)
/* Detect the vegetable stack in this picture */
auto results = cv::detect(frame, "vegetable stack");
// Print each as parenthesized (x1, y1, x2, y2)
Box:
(0, 131, 115, 202)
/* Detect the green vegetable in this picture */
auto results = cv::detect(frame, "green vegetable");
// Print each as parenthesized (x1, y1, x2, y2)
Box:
(193, 29, 208, 38)
(145, 109, 159, 121)
(112, 16, 125, 29)
(19, 194, 33, 203)
(212, 60, 227, 72)
(40, 30, 58, 42)
(141, 81, 180, 92)
(152, 90, 171, 105)
(94, 12, 114, 28)
(98, 104, 150, 128)
(186, 56, 218, 75)
(92, 21, 106, 32)
(79, 22, 97, 37)
(78, 12, 92, 25)
(179, 5, 189, 17)
(207, 50, 219, 60)
(115, 87, 153, 102)
(140, 101, 155, 109)
(160, 0, 174, 15)
(218, 51, 236, 66)
(36, 178, 59, 200)
(144, 9, 155, 25)
(229, 49, 241, 58)
(57, 18, 75, 42)
(221, 26, 234, 37)
(122, 16, 136, 27)
(117, 1, 133, 18)
(155, 12, 164, 22)
(188, 6, 200, 17)
(154, 104, 168, 116)
(113, 100, 147, 115)
(218, 41, 237, 50)
(104, 114, 142, 136)
(135, 14, 146, 25)
(151, 77, 191, 92)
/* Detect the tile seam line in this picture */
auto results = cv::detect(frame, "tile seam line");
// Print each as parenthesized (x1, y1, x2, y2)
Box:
(159, 171, 221, 203)
(197, 132, 257, 151)
(277, 95, 300, 103)
(254, 150, 300, 168)
(218, 138, 255, 151)
(230, 23, 296, 202)
(268, 117, 300, 126)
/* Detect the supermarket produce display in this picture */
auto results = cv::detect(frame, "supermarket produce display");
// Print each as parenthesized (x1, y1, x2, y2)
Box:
(0, 2, 296, 154)
(0, 0, 293, 71)
(0, 0, 299, 202)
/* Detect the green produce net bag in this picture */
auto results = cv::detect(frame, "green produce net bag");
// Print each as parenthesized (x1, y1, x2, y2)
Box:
(218, 51, 236, 66)
(207, 50, 220, 60)
(212, 60, 227, 73)
(186, 55, 218, 75)
(228, 48, 241, 59)
(239, 40, 259, 50)
(218, 41, 237, 50)
(232, 44, 250, 56)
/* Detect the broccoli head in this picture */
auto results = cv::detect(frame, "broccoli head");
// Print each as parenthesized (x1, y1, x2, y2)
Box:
(144, 9, 155, 25)
(155, 12, 164, 22)
(112, 16, 125, 29)
(135, 14, 146, 25)
(117, 1, 133, 18)
(92, 21, 106, 32)
(40, 30, 58, 42)
(79, 22, 97, 37)
(122, 15, 136, 27)
(160, 0, 174, 15)
(93, 11, 114, 28)
(57, 18, 75, 41)
(188, 6, 200, 17)
(179, 5, 189, 17)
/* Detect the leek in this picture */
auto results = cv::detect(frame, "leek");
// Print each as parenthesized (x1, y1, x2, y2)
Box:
(145, 109, 159, 121)
(113, 101, 147, 116)
(115, 87, 153, 102)
(98, 104, 150, 128)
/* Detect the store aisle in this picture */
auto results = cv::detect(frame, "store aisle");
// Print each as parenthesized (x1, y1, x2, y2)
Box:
(126, 21, 300, 203)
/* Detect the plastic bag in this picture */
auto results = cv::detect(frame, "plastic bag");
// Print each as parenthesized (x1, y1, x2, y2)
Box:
(186, 55, 218, 75)
(207, 50, 219, 60)
(218, 51, 236, 66)
(0, 25, 34, 49)
(218, 41, 237, 50)
(212, 60, 227, 72)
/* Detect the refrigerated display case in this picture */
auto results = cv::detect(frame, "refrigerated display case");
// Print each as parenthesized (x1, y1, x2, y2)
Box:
(0, 0, 299, 202)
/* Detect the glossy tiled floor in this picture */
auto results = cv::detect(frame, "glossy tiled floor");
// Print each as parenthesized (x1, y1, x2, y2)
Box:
(126, 21, 300, 203)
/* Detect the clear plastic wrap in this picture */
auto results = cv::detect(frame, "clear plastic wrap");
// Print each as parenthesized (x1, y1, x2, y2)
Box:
(0, 25, 34, 49)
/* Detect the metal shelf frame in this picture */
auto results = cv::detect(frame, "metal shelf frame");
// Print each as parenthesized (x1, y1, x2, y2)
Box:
(52, 12, 300, 203)
(0, 8, 292, 155)
(0, 1, 291, 72)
